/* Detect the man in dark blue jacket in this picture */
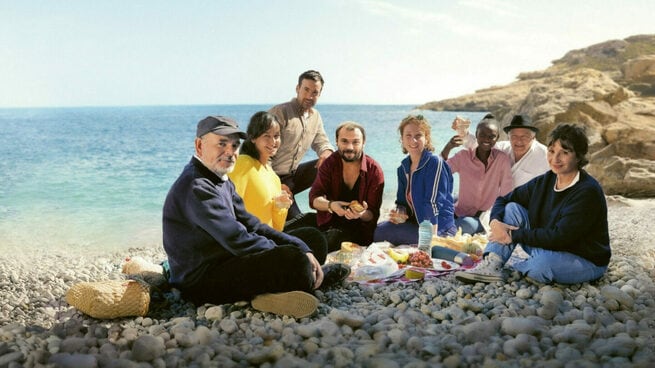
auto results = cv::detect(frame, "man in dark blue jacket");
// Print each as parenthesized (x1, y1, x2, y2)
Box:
(163, 116, 349, 318)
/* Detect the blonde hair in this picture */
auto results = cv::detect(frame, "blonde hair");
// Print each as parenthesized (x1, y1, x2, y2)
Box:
(398, 115, 434, 154)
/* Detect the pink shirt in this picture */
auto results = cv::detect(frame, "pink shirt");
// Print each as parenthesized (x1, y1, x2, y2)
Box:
(447, 147, 513, 217)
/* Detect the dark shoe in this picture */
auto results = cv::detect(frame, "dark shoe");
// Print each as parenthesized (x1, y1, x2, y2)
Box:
(320, 263, 351, 289)
(251, 291, 318, 318)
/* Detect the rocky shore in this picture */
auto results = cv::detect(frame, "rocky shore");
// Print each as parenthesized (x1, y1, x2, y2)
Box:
(1, 196, 654, 367)
(419, 34, 655, 198)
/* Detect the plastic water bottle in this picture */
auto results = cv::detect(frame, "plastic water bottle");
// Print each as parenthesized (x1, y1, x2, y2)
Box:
(431, 245, 474, 267)
(417, 220, 433, 252)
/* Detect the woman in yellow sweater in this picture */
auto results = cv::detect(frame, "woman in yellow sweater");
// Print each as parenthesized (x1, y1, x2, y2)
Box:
(229, 111, 292, 231)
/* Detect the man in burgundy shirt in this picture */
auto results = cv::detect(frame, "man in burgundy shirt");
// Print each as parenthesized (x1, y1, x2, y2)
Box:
(309, 122, 384, 251)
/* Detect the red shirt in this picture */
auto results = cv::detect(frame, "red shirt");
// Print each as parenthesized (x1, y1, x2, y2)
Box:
(309, 151, 385, 246)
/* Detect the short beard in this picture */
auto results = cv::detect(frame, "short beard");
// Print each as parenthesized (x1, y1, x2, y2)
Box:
(340, 150, 362, 163)
(215, 165, 234, 176)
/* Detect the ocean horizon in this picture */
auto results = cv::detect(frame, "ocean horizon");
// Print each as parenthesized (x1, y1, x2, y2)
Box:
(0, 104, 486, 254)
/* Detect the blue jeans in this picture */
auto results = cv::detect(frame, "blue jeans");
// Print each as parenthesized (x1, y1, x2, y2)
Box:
(374, 221, 419, 245)
(486, 202, 607, 284)
(374, 221, 457, 245)
(455, 216, 484, 234)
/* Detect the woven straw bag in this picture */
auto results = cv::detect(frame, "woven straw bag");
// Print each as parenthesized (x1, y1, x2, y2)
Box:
(66, 279, 150, 319)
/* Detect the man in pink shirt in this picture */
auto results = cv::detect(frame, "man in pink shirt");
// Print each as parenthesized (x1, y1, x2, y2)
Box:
(441, 115, 513, 234)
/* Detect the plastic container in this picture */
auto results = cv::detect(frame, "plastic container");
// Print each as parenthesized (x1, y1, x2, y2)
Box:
(417, 220, 433, 252)
(431, 245, 474, 267)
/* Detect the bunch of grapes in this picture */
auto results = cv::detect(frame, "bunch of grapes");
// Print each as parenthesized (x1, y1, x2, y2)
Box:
(408, 250, 432, 268)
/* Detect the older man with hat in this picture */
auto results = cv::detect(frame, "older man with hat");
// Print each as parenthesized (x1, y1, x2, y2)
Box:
(496, 114, 549, 187)
(458, 114, 549, 188)
(162, 115, 349, 318)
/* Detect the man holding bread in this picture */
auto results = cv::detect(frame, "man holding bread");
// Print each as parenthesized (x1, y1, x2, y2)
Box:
(309, 121, 384, 251)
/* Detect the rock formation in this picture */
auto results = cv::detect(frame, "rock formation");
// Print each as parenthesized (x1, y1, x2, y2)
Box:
(419, 35, 655, 197)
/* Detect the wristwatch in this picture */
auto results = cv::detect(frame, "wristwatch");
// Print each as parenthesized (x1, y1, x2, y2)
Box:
(327, 201, 333, 213)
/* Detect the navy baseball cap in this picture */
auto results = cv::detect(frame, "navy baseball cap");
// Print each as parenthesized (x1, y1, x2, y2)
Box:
(196, 116, 247, 139)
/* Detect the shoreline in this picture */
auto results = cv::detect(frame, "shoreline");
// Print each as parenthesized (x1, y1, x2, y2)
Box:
(0, 195, 654, 366)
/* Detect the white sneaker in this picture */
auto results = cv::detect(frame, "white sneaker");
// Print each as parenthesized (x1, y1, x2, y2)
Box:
(455, 252, 505, 284)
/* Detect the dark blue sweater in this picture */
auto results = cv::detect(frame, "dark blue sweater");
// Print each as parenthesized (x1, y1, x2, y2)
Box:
(490, 170, 610, 266)
(163, 157, 311, 288)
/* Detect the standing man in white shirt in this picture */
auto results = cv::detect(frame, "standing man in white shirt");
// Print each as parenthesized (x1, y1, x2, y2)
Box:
(269, 70, 335, 219)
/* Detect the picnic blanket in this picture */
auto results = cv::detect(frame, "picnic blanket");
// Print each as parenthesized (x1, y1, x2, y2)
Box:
(326, 241, 475, 285)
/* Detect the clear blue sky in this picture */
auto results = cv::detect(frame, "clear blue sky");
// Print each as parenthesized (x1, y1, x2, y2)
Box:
(1, 0, 653, 108)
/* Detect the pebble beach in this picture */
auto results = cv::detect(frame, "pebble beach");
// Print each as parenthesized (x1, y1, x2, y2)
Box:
(1, 195, 654, 367)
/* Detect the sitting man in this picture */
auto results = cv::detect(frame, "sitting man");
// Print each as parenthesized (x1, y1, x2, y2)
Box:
(458, 114, 549, 188)
(497, 114, 550, 187)
(162, 115, 349, 318)
(441, 115, 513, 234)
(309, 121, 384, 251)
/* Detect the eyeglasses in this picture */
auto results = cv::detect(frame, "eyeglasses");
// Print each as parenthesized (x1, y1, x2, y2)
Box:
(509, 134, 534, 143)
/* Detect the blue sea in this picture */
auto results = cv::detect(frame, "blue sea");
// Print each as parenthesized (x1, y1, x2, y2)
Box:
(0, 105, 486, 254)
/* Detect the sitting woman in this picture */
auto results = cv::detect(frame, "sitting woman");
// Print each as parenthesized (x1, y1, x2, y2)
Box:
(440, 114, 513, 234)
(455, 123, 610, 285)
(229, 111, 316, 233)
(229, 111, 292, 231)
(374, 115, 457, 245)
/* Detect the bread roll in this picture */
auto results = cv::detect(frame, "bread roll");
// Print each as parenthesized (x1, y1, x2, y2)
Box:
(349, 200, 365, 212)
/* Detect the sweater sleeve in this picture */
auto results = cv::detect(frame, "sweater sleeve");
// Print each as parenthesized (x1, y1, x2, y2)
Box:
(513, 182, 605, 251)
(435, 159, 456, 232)
(191, 178, 310, 255)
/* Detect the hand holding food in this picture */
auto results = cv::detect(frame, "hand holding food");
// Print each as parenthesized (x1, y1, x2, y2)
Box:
(349, 200, 366, 213)
(389, 206, 408, 224)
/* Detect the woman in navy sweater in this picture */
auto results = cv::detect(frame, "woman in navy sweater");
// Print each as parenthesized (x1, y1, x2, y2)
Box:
(456, 123, 610, 284)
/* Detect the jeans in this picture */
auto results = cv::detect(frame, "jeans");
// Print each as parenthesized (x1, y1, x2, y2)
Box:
(486, 202, 607, 284)
(183, 226, 327, 305)
(374, 221, 420, 245)
(374, 221, 458, 246)
(455, 216, 484, 234)
(279, 159, 318, 219)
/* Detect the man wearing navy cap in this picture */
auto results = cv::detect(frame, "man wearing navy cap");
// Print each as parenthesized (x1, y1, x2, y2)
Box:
(162, 116, 349, 318)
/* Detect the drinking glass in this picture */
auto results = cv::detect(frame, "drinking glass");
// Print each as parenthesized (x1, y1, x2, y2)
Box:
(390, 205, 408, 224)
(273, 192, 292, 209)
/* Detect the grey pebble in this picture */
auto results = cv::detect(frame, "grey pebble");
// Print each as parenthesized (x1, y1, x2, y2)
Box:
(1, 201, 654, 366)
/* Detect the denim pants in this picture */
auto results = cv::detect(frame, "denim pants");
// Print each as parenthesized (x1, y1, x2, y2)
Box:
(486, 202, 607, 284)
(374, 221, 419, 245)
(455, 216, 484, 235)
(183, 227, 327, 305)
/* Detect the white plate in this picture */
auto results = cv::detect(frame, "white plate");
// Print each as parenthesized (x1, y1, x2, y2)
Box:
(432, 258, 458, 271)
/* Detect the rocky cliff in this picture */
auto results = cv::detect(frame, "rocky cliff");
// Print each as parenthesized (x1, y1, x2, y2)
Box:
(419, 35, 655, 197)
